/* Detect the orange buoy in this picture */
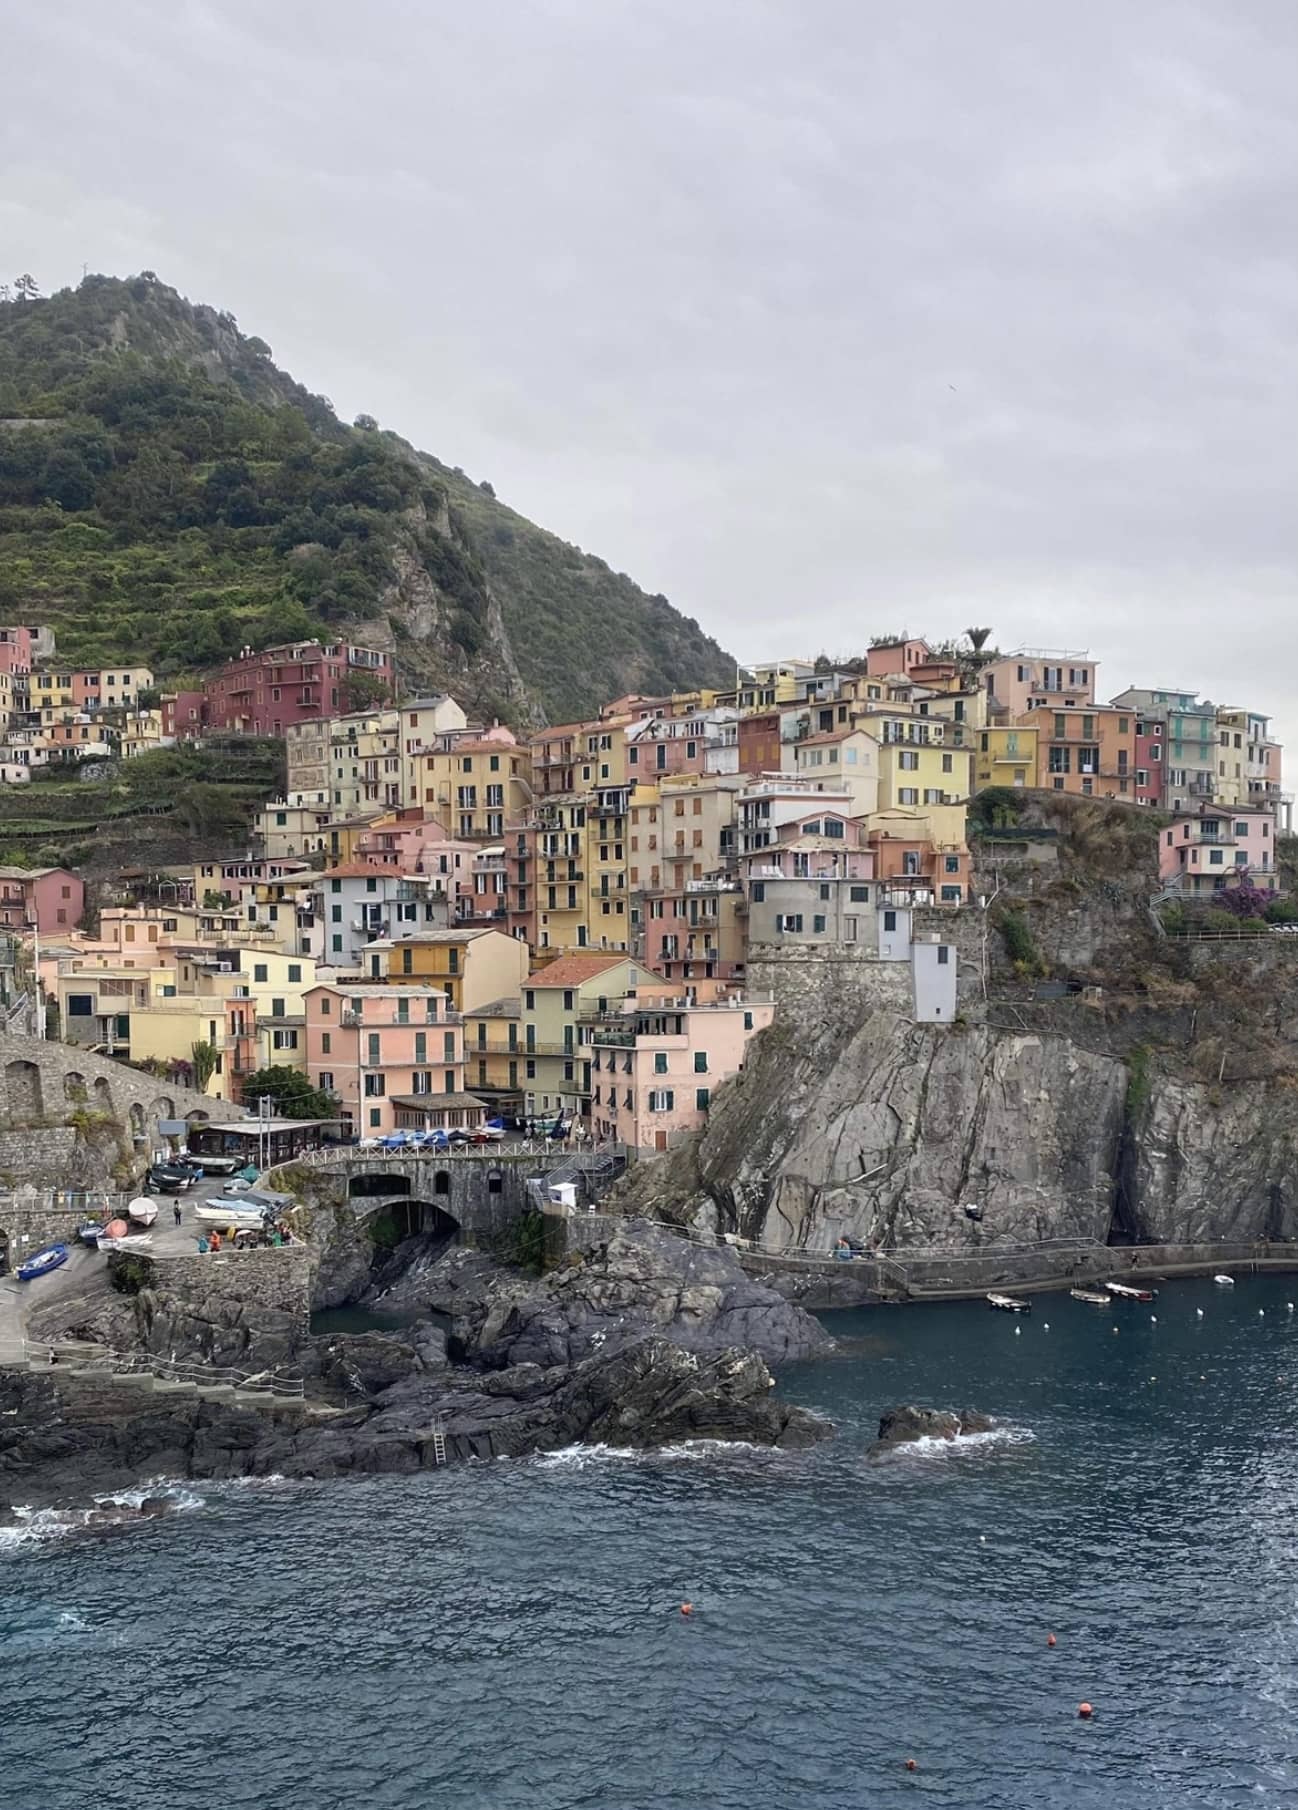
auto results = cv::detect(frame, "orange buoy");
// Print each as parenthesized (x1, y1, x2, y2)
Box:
(680, 1602, 693, 1616)
(905, 1759, 918, 1772)
(1047, 1633, 1057, 1648)
(1078, 1702, 1094, 1719)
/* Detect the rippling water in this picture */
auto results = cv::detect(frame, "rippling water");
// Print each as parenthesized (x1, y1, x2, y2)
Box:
(4, 1274, 1298, 1809)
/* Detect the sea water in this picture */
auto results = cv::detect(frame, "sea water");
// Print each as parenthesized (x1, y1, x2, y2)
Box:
(2, 1274, 1296, 1809)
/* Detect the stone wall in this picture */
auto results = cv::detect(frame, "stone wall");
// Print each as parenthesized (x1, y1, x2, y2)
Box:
(109, 1246, 313, 1328)
(0, 1034, 216, 1143)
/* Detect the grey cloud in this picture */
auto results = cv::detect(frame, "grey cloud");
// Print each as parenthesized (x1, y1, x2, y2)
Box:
(5, 0, 1296, 745)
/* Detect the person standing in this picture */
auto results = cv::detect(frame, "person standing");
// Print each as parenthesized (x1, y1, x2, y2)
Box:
(173, 1201, 182, 1227)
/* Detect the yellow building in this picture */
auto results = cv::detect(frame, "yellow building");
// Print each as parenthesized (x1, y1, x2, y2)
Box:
(860, 709, 970, 847)
(584, 783, 633, 952)
(973, 723, 1039, 792)
(376, 927, 528, 1013)
(463, 996, 523, 1111)
(118, 708, 166, 759)
(522, 953, 652, 1120)
(533, 798, 589, 952)
(407, 737, 531, 839)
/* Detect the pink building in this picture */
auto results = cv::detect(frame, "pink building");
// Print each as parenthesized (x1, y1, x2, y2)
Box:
(1134, 717, 1165, 807)
(983, 651, 1097, 719)
(0, 865, 84, 936)
(0, 627, 35, 675)
(636, 878, 747, 984)
(204, 641, 393, 736)
(865, 638, 932, 678)
(304, 981, 482, 1139)
(590, 987, 774, 1153)
(625, 708, 737, 779)
(163, 690, 207, 742)
(1158, 805, 1279, 897)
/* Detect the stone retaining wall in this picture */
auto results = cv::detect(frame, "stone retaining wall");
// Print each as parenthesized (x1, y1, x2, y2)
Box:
(116, 1246, 314, 1328)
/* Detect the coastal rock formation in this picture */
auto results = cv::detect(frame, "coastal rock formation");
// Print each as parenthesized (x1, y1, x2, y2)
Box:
(0, 1338, 829, 1505)
(868, 1406, 997, 1453)
(455, 1218, 833, 1368)
(616, 985, 1298, 1254)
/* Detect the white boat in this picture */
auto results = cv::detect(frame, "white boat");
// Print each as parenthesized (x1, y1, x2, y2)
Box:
(1070, 1288, 1112, 1307)
(1213, 1273, 1235, 1286)
(126, 1197, 159, 1226)
(1105, 1281, 1156, 1302)
(97, 1232, 154, 1252)
(987, 1292, 1031, 1314)
(194, 1203, 270, 1227)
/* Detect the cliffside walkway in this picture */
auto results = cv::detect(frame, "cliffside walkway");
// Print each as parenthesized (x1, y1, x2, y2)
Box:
(0, 1335, 306, 1403)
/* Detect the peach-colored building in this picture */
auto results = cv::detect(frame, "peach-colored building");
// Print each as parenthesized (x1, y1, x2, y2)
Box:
(303, 981, 482, 1139)
(0, 865, 84, 936)
(983, 650, 1097, 720)
(1157, 805, 1280, 897)
(865, 638, 933, 678)
(590, 988, 774, 1153)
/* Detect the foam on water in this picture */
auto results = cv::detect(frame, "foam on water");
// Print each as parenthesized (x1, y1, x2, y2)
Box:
(0, 1480, 204, 1550)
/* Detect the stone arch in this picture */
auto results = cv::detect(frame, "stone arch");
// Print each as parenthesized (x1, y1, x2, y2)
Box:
(151, 1096, 175, 1122)
(185, 1108, 210, 1125)
(64, 1070, 88, 1104)
(384, 1198, 459, 1246)
(92, 1076, 113, 1113)
(129, 1103, 145, 1138)
(5, 1059, 42, 1120)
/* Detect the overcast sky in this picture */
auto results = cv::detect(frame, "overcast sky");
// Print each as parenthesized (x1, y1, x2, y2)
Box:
(6, 1, 1297, 749)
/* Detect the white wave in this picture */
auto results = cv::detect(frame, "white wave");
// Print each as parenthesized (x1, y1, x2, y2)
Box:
(0, 1480, 204, 1550)
(57, 1610, 88, 1630)
(532, 1438, 772, 1471)
(874, 1424, 1036, 1460)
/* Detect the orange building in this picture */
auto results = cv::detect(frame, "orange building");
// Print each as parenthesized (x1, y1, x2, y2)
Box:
(1019, 704, 1141, 802)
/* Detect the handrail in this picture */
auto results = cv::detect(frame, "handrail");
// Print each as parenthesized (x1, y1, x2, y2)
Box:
(0, 1336, 305, 1398)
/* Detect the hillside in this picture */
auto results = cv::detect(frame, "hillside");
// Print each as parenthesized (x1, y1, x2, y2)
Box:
(0, 274, 735, 723)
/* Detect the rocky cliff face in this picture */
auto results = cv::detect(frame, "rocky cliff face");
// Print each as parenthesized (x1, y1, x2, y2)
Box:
(619, 914, 1298, 1254)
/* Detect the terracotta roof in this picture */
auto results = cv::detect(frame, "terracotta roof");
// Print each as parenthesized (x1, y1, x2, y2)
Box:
(799, 729, 856, 746)
(528, 953, 640, 987)
(316, 861, 408, 880)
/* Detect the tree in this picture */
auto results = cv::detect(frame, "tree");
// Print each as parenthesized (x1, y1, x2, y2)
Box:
(13, 274, 39, 302)
(240, 1065, 338, 1120)
(965, 627, 993, 654)
(353, 413, 378, 431)
(41, 448, 97, 511)
(339, 668, 392, 712)
(191, 1040, 218, 1090)
(1214, 880, 1275, 920)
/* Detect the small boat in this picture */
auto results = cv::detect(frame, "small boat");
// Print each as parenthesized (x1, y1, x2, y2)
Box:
(1213, 1274, 1235, 1286)
(78, 1221, 105, 1248)
(194, 1203, 270, 1228)
(126, 1197, 159, 1226)
(102, 1218, 129, 1241)
(97, 1232, 154, 1253)
(16, 1243, 70, 1282)
(1105, 1281, 1157, 1303)
(1070, 1288, 1112, 1306)
(987, 1292, 1031, 1313)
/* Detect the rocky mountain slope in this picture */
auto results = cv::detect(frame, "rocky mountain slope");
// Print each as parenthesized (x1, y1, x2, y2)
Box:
(0, 274, 734, 723)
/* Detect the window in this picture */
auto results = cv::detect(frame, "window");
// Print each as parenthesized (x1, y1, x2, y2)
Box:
(883, 910, 897, 931)
(654, 1052, 668, 1074)
(849, 884, 869, 902)
(321, 1032, 332, 1054)
(937, 946, 950, 965)
(777, 914, 803, 933)
(694, 1051, 708, 1073)
(940, 885, 962, 903)
(898, 749, 919, 770)
(364, 1073, 386, 1096)
(1054, 714, 1067, 739)
(271, 998, 285, 1018)
(1235, 822, 1249, 836)
(67, 994, 94, 1016)
(898, 788, 919, 805)
(696, 1088, 711, 1111)
(318, 1071, 334, 1092)
(253, 962, 269, 984)
(819, 883, 831, 900)
(1209, 850, 1224, 865)
(443, 1032, 456, 1062)
(526, 1059, 536, 1079)
(751, 882, 765, 902)
(813, 914, 827, 933)
(648, 1089, 675, 1112)
(942, 753, 953, 772)
(524, 989, 535, 1011)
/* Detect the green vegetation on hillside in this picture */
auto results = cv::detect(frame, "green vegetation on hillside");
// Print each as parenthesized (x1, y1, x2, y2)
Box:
(0, 275, 734, 720)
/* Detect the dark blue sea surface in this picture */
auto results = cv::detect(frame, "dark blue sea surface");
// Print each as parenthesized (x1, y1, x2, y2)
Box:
(3, 1273, 1297, 1809)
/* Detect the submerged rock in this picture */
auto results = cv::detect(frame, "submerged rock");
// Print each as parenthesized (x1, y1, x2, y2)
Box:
(868, 1405, 996, 1453)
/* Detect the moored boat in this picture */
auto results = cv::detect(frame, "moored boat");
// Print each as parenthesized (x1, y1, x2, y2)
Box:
(1213, 1273, 1235, 1286)
(987, 1292, 1031, 1313)
(77, 1221, 105, 1248)
(194, 1203, 271, 1227)
(16, 1243, 70, 1282)
(1105, 1281, 1157, 1303)
(126, 1197, 159, 1226)
(97, 1232, 154, 1253)
(1069, 1288, 1112, 1306)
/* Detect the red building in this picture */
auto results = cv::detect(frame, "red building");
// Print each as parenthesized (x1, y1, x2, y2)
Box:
(0, 627, 35, 674)
(204, 641, 393, 736)
(162, 690, 207, 742)
(1134, 716, 1165, 807)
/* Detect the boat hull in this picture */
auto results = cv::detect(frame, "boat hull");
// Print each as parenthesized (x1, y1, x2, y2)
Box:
(16, 1244, 70, 1282)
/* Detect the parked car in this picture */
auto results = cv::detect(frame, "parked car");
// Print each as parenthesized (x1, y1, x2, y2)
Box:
(147, 1165, 194, 1194)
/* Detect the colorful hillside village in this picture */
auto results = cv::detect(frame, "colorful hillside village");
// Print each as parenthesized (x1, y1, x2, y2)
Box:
(2, 628, 1289, 1154)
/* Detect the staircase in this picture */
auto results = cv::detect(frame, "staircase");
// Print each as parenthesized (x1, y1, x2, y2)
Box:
(0, 1337, 306, 1404)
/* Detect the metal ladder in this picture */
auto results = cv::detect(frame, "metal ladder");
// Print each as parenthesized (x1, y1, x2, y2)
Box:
(430, 1416, 447, 1466)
